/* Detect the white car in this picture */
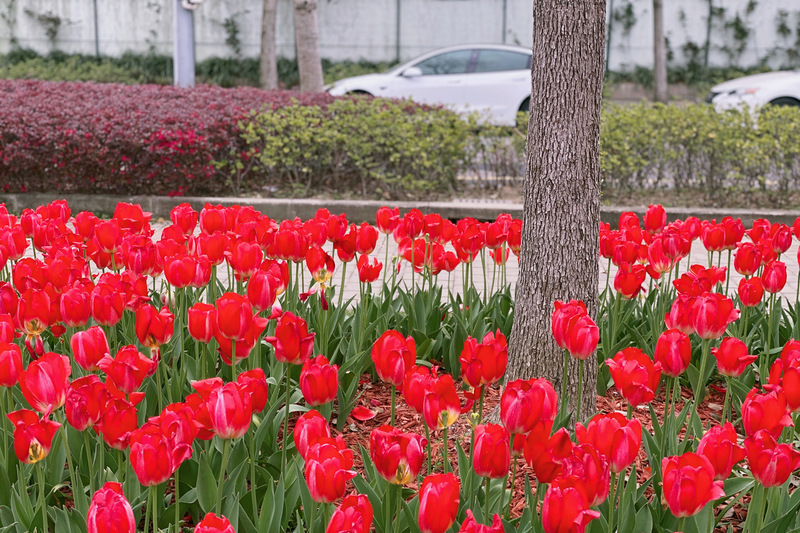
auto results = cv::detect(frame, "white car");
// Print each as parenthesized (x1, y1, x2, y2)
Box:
(708, 70, 800, 111)
(325, 44, 532, 126)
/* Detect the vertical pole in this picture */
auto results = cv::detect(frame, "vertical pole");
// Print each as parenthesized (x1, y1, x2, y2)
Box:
(502, 0, 508, 43)
(93, 0, 100, 56)
(395, 0, 401, 63)
(173, 0, 196, 87)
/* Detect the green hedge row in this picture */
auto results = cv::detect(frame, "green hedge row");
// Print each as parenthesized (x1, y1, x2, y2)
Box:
(0, 48, 394, 88)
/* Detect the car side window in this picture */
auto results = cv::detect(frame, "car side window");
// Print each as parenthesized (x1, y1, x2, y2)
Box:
(473, 50, 532, 73)
(414, 50, 475, 76)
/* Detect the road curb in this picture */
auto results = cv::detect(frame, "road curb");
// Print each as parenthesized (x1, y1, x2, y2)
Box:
(0, 193, 797, 226)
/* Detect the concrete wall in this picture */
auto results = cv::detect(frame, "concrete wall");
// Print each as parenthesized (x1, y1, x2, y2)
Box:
(1, 0, 797, 69)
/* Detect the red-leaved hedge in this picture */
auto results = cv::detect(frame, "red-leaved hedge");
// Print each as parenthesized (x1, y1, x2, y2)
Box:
(0, 80, 335, 196)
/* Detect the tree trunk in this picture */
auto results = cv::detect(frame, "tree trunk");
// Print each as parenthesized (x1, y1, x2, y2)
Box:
(260, 0, 279, 90)
(505, 0, 605, 424)
(653, 0, 668, 103)
(293, 0, 324, 92)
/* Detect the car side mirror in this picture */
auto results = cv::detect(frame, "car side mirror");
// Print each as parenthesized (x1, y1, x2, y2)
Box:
(402, 67, 423, 79)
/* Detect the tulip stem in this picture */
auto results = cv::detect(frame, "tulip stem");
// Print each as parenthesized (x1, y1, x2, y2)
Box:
(766, 292, 776, 372)
(576, 359, 584, 423)
(689, 339, 710, 439)
(442, 426, 449, 473)
(281, 369, 291, 473)
(155, 359, 164, 413)
(231, 339, 237, 383)
(722, 376, 732, 426)
(484, 476, 491, 523)
(175, 465, 182, 533)
(151, 484, 159, 533)
(505, 452, 516, 520)
(478, 386, 485, 424)
(216, 438, 232, 515)
(382, 234, 390, 288)
(144, 482, 153, 533)
(677, 516, 685, 532)
(249, 430, 258, 518)
(336, 261, 347, 309)
(390, 385, 396, 426)
(424, 425, 432, 476)
(37, 461, 47, 533)
(559, 350, 569, 418)
(608, 472, 616, 533)
(83, 430, 95, 494)
(1, 388, 8, 465)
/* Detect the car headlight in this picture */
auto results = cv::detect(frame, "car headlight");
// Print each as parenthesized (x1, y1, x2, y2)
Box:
(732, 87, 760, 96)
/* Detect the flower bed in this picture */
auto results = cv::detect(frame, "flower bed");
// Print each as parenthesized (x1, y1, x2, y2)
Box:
(0, 200, 798, 533)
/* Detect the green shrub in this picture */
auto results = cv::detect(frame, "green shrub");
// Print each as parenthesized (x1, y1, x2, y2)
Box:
(235, 97, 469, 198)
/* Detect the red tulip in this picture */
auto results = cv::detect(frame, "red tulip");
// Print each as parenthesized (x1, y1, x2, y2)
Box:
(712, 337, 757, 377)
(20, 351, 71, 416)
(247, 268, 279, 312)
(15, 289, 50, 336)
(65, 375, 109, 431)
(643, 204, 666, 234)
(701, 222, 725, 253)
(295, 410, 332, 459)
(738, 277, 764, 307)
(305, 441, 357, 503)
(215, 292, 255, 341)
(70, 327, 109, 373)
(7, 409, 61, 464)
(523, 423, 573, 484)
(460, 329, 508, 387)
(557, 444, 610, 507)
(690, 292, 739, 339)
(613, 262, 646, 299)
(237, 369, 269, 413)
(371, 330, 416, 387)
(274, 221, 308, 262)
(0, 313, 13, 343)
(458, 510, 503, 533)
(369, 425, 427, 485)
(60, 285, 92, 327)
(500, 378, 558, 435)
(418, 473, 460, 533)
(541, 484, 600, 533)
(473, 424, 510, 478)
(98, 346, 156, 396)
(90, 283, 125, 327)
(87, 482, 136, 533)
(741, 387, 793, 438)
(170, 203, 198, 236)
(191, 378, 253, 439)
(195, 232, 228, 266)
(135, 305, 174, 350)
(0, 342, 23, 388)
(214, 313, 268, 366)
(762, 260, 787, 294)
(376, 207, 400, 234)
(734, 242, 761, 276)
(697, 422, 745, 480)
(661, 452, 725, 518)
(130, 421, 192, 486)
(356, 254, 382, 283)
(576, 412, 642, 473)
(423, 374, 461, 430)
(300, 355, 339, 406)
(565, 313, 599, 360)
(605, 347, 661, 407)
(551, 300, 587, 350)
(664, 294, 695, 335)
(265, 311, 315, 364)
(226, 239, 263, 281)
(744, 429, 800, 487)
(654, 328, 692, 378)
(356, 222, 378, 255)
(326, 494, 373, 533)
(195, 513, 236, 533)
(97, 396, 140, 450)
(403, 365, 436, 415)
(188, 302, 216, 343)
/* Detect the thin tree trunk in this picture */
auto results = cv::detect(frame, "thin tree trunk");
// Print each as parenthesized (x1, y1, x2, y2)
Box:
(505, 0, 605, 424)
(293, 0, 324, 92)
(653, 0, 668, 103)
(260, 0, 279, 90)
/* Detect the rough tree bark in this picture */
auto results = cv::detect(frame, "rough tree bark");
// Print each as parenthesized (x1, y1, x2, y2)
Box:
(293, 0, 324, 92)
(505, 0, 605, 423)
(653, 0, 668, 103)
(260, 0, 279, 90)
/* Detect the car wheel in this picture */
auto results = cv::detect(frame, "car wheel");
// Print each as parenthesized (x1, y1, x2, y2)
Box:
(519, 97, 530, 112)
(768, 97, 800, 107)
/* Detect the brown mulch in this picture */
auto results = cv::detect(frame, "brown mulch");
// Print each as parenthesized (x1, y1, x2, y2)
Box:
(338, 374, 747, 531)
